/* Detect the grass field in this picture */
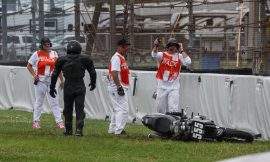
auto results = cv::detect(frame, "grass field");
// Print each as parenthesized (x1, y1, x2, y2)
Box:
(0, 109, 270, 162)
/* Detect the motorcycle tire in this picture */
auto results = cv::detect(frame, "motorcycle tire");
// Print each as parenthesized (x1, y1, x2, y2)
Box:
(222, 128, 254, 143)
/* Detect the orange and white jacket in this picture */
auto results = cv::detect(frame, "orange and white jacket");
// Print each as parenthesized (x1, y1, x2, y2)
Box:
(108, 53, 130, 90)
(156, 52, 181, 81)
(152, 51, 191, 90)
(37, 50, 58, 76)
(28, 50, 58, 82)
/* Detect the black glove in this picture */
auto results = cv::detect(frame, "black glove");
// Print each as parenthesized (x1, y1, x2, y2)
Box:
(117, 86, 125, 96)
(34, 79, 39, 85)
(89, 83, 96, 91)
(49, 88, 57, 98)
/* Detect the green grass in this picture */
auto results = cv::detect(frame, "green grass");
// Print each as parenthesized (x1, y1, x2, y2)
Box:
(0, 109, 270, 162)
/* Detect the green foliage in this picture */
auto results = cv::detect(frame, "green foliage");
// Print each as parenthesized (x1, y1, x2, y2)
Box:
(0, 110, 270, 162)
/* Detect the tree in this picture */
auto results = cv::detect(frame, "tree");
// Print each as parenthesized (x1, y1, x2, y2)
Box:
(84, 2, 103, 56)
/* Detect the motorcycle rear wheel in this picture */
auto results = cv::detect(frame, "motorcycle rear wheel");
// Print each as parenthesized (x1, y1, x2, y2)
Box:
(222, 128, 254, 143)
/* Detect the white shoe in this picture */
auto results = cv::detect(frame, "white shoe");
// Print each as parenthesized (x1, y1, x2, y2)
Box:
(32, 121, 41, 129)
(56, 122, 65, 129)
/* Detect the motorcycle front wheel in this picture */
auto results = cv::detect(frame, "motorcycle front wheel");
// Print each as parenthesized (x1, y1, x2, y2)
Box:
(222, 128, 254, 143)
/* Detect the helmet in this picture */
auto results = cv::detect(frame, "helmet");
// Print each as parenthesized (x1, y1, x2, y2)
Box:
(166, 38, 180, 49)
(40, 37, 52, 47)
(66, 40, 82, 55)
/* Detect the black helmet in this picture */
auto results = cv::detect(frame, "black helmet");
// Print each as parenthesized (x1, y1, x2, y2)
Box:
(67, 40, 82, 55)
(40, 37, 52, 47)
(166, 38, 180, 49)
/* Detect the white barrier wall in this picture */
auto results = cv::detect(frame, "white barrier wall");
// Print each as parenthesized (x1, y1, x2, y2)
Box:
(0, 65, 270, 140)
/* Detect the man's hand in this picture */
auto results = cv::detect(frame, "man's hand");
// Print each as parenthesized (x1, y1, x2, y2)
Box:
(179, 43, 184, 52)
(154, 38, 160, 47)
(33, 74, 39, 85)
(117, 86, 125, 96)
(34, 74, 39, 81)
(59, 81, 64, 90)
(89, 83, 96, 91)
(49, 88, 57, 98)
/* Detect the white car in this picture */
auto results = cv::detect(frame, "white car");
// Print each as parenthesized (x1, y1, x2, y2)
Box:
(51, 35, 86, 56)
(0, 34, 38, 60)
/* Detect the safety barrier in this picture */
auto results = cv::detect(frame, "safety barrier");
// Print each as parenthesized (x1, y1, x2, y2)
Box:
(0, 65, 269, 140)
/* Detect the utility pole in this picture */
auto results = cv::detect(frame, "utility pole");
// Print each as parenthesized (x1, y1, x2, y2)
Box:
(236, 1, 243, 67)
(128, 0, 135, 67)
(187, 0, 194, 49)
(2, 0, 8, 60)
(39, 0, 44, 39)
(110, 0, 116, 55)
(260, 0, 268, 75)
(249, 0, 259, 74)
(31, 0, 37, 51)
(85, 2, 102, 56)
(50, 0, 55, 9)
(75, 0, 80, 41)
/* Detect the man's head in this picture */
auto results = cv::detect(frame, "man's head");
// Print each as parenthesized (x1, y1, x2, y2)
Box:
(40, 37, 52, 50)
(117, 39, 130, 54)
(166, 38, 180, 54)
(66, 40, 82, 55)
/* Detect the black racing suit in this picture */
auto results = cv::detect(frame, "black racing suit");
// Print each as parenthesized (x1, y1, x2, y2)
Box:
(50, 53, 96, 134)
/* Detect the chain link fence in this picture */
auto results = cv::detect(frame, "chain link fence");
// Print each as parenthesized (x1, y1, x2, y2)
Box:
(0, 0, 269, 75)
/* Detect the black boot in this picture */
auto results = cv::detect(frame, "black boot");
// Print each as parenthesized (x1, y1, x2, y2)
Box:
(75, 129, 83, 136)
(63, 122, 73, 136)
(75, 120, 84, 136)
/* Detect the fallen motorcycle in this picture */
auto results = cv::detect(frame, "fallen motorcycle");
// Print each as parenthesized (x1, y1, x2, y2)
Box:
(142, 109, 254, 142)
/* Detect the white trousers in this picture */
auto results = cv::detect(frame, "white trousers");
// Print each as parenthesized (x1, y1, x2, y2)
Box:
(33, 81, 63, 123)
(156, 88, 179, 114)
(108, 88, 129, 134)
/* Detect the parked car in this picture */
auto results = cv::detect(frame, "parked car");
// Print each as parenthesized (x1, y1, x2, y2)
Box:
(0, 34, 38, 61)
(51, 35, 86, 56)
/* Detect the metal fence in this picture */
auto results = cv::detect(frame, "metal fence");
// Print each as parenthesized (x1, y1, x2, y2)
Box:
(0, 0, 269, 75)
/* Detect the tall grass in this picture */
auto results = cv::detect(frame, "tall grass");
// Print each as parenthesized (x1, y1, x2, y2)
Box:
(0, 109, 270, 162)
